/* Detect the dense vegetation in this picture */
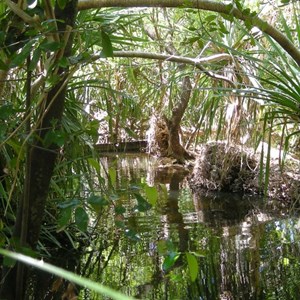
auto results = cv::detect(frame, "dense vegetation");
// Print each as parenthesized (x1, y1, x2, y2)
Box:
(0, 0, 300, 298)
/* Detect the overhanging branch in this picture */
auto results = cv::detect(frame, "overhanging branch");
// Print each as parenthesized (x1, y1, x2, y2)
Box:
(78, 0, 300, 67)
(91, 51, 235, 85)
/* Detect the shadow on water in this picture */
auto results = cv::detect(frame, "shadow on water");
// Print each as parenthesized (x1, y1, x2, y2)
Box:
(32, 154, 300, 299)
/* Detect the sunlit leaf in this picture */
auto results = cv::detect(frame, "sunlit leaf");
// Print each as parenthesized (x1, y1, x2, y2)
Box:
(162, 252, 179, 271)
(186, 252, 199, 282)
(0, 249, 135, 300)
(109, 167, 117, 186)
(144, 185, 158, 205)
(87, 158, 101, 173)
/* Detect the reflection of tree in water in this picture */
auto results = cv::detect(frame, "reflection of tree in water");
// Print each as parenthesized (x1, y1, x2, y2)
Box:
(190, 191, 293, 300)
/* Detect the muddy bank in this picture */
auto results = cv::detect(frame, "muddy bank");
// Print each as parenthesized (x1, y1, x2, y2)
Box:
(188, 142, 300, 205)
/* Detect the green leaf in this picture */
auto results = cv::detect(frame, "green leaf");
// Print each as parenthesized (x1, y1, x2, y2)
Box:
(124, 127, 139, 139)
(144, 185, 158, 205)
(57, 206, 72, 231)
(205, 15, 217, 23)
(100, 30, 113, 58)
(87, 158, 101, 173)
(134, 193, 152, 212)
(186, 252, 199, 282)
(29, 47, 41, 71)
(115, 205, 126, 215)
(40, 41, 62, 52)
(75, 207, 89, 232)
(109, 167, 116, 186)
(87, 195, 108, 212)
(10, 40, 35, 67)
(162, 252, 179, 271)
(58, 198, 80, 209)
(0, 249, 135, 300)
(0, 104, 14, 120)
(44, 130, 66, 147)
(0, 59, 8, 71)
(57, 0, 68, 9)
(58, 57, 69, 68)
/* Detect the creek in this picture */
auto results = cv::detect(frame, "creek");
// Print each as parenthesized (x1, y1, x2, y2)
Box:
(79, 153, 300, 300)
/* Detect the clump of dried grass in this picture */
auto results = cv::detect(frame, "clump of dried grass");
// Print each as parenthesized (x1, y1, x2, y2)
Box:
(189, 141, 300, 205)
(189, 142, 258, 193)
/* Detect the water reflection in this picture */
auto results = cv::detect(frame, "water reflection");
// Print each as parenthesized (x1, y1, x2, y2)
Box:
(82, 154, 300, 300)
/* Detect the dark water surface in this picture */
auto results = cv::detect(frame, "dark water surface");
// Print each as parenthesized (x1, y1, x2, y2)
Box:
(80, 154, 300, 300)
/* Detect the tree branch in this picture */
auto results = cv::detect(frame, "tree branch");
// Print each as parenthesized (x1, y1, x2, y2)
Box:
(78, 0, 300, 67)
(95, 51, 235, 85)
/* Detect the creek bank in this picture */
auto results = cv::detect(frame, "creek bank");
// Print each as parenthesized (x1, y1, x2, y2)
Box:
(188, 142, 300, 205)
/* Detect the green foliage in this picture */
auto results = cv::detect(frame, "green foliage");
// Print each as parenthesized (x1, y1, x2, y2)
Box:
(0, 248, 135, 300)
(133, 193, 152, 212)
(186, 252, 198, 282)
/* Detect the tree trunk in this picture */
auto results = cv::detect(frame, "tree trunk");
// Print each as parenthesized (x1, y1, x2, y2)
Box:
(0, 1, 78, 298)
(166, 76, 194, 163)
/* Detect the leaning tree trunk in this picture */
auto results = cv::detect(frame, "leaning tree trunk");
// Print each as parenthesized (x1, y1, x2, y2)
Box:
(166, 76, 194, 163)
(0, 1, 78, 299)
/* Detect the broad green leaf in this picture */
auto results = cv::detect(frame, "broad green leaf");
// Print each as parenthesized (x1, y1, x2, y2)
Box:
(57, 206, 72, 231)
(186, 252, 199, 282)
(134, 193, 152, 212)
(162, 252, 179, 271)
(144, 185, 158, 205)
(87, 195, 108, 212)
(75, 207, 89, 232)
(0, 249, 135, 300)
(100, 30, 113, 58)
(205, 15, 217, 23)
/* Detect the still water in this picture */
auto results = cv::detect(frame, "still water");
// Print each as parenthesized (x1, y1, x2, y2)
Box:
(80, 154, 300, 300)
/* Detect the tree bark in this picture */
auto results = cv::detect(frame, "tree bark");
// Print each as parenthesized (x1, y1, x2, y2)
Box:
(78, 0, 300, 67)
(0, 0, 78, 299)
(166, 76, 193, 163)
